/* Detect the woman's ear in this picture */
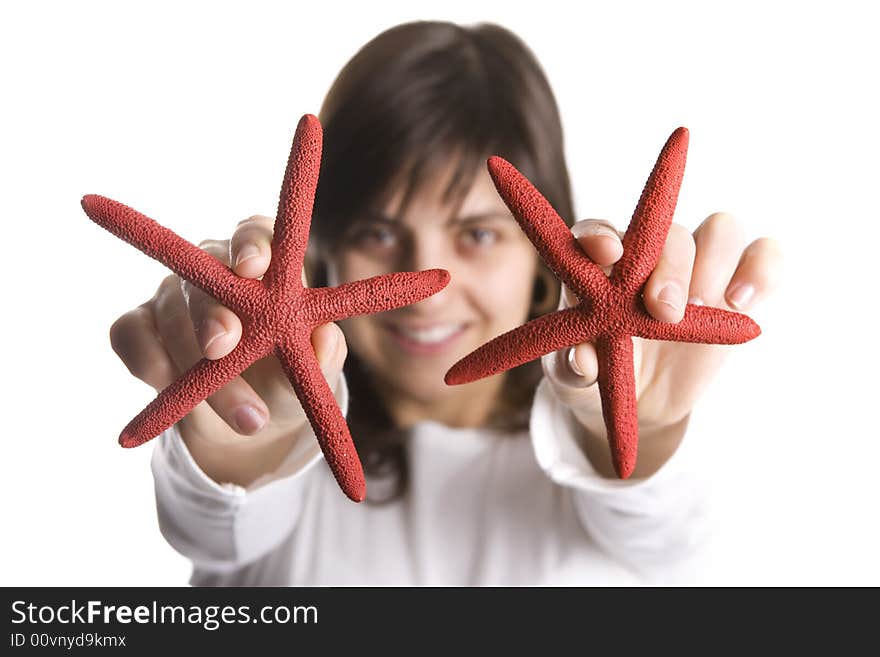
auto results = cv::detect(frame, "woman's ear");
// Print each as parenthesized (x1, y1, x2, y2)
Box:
(323, 258, 342, 287)
(304, 244, 331, 288)
(529, 265, 559, 316)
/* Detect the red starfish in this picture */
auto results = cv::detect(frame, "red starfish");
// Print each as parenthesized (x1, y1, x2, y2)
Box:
(445, 127, 760, 478)
(82, 114, 450, 502)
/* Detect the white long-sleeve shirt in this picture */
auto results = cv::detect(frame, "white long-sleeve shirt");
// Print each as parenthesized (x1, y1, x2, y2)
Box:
(151, 377, 714, 586)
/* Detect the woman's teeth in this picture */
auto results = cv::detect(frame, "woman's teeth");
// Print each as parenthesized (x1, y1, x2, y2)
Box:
(396, 324, 463, 344)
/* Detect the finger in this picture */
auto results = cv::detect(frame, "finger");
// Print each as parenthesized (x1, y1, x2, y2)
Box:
(560, 282, 578, 309)
(724, 237, 783, 311)
(226, 321, 348, 431)
(572, 219, 624, 268)
(152, 275, 205, 373)
(109, 305, 179, 391)
(542, 280, 600, 387)
(641, 223, 696, 323)
(182, 240, 243, 360)
(153, 275, 269, 435)
(312, 322, 347, 374)
(688, 212, 746, 307)
(540, 343, 604, 430)
(543, 342, 600, 389)
(230, 215, 274, 278)
(561, 222, 623, 308)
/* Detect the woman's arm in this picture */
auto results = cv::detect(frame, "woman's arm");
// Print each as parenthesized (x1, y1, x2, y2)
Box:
(533, 213, 780, 579)
(151, 376, 348, 572)
(109, 215, 350, 572)
(530, 377, 711, 581)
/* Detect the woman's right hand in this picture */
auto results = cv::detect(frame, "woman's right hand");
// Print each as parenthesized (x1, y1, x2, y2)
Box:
(108, 215, 348, 485)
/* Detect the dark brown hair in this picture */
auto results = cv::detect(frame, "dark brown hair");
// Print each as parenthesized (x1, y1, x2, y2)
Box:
(308, 21, 575, 503)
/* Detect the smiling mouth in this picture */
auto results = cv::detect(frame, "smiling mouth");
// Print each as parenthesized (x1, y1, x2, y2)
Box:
(383, 322, 468, 354)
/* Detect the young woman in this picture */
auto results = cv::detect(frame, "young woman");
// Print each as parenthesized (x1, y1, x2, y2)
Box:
(110, 21, 781, 585)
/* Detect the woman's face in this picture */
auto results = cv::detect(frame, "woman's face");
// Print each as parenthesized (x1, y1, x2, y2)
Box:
(327, 160, 541, 427)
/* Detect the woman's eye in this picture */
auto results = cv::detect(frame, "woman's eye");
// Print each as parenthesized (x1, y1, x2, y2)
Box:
(462, 227, 497, 247)
(353, 225, 397, 248)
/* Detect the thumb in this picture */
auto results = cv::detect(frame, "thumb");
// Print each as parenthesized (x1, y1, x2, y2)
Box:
(311, 322, 348, 387)
(541, 344, 603, 421)
(541, 281, 600, 390)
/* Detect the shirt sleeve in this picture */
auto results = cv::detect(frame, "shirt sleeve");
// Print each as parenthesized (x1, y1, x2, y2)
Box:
(150, 374, 348, 573)
(529, 377, 715, 583)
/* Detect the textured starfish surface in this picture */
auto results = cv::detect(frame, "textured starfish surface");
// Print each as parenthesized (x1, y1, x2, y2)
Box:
(445, 127, 760, 478)
(82, 114, 450, 502)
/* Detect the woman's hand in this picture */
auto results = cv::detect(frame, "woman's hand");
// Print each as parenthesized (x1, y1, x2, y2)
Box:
(543, 212, 783, 478)
(108, 215, 348, 486)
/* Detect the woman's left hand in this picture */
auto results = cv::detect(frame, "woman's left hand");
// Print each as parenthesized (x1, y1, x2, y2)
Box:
(543, 212, 782, 478)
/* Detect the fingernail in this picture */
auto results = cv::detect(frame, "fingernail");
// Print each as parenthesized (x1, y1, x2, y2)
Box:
(233, 404, 266, 434)
(234, 244, 261, 268)
(727, 283, 755, 310)
(688, 296, 705, 306)
(317, 326, 339, 367)
(658, 282, 683, 311)
(567, 347, 585, 377)
(574, 222, 619, 240)
(199, 318, 228, 352)
(597, 233, 624, 260)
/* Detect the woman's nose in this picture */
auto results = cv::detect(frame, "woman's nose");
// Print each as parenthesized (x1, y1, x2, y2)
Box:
(402, 237, 446, 273)
(402, 240, 456, 311)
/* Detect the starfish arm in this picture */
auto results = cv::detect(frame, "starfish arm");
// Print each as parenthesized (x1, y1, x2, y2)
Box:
(594, 334, 639, 479)
(305, 269, 451, 324)
(80, 195, 260, 314)
(445, 307, 595, 385)
(487, 156, 607, 299)
(611, 127, 690, 295)
(275, 336, 366, 503)
(631, 304, 761, 344)
(118, 335, 270, 448)
(264, 114, 323, 297)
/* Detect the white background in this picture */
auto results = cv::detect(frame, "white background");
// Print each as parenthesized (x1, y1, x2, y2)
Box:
(1, 0, 876, 585)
